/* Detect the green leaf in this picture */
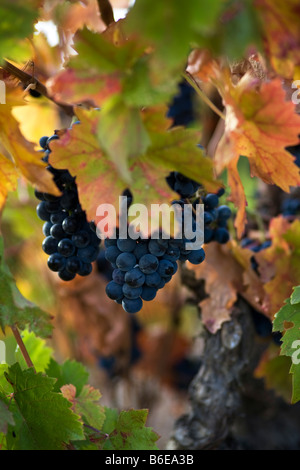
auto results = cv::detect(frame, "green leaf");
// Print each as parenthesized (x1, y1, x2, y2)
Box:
(291, 286, 300, 305)
(45, 358, 89, 396)
(61, 384, 106, 430)
(97, 96, 151, 182)
(4, 363, 85, 450)
(0, 364, 11, 398)
(208, 0, 262, 60)
(0, 399, 14, 433)
(50, 26, 177, 108)
(273, 297, 300, 403)
(0, 237, 52, 337)
(0, 1, 38, 62)
(101, 408, 159, 450)
(125, 0, 223, 69)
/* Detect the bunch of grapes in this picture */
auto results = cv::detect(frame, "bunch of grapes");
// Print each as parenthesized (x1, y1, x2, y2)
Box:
(104, 230, 206, 314)
(166, 171, 231, 245)
(35, 127, 232, 315)
(280, 144, 300, 216)
(35, 133, 101, 281)
(103, 172, 232, 314)
(167, 80, 196, 127)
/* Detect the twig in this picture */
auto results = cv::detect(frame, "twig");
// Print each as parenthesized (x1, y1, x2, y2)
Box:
(183, 71, 226, 121)
(97, 0, 115, 27)
(2, 60, 74, 117)
(10, 324, 35, 371)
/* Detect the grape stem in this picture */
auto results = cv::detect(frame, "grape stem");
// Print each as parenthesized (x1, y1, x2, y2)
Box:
(183, 71, 226, 121)
(10, 324, 35, 372)
(2, 60, 74, 117)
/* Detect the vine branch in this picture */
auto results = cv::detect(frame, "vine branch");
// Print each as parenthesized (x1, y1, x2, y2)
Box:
(97, 0, 115, 27)
(2, 60, 74, 117)
(183, 71, 226, 121)
(10, 325, 35, 371)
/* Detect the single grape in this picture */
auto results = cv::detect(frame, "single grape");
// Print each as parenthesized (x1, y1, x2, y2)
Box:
(36, 201, 51, 221)
(145, 272, 161, 288)
(122, 283, 143, 299)
(77, 246, 99, 263)
(43, 221, 52, 237)
(133, 242, 149, 260)
(117, 238, 137, 252)
(62, 215, 81, 234)
(141, 286, 157, 301)
(47, 253, 66, 272)
(66, 256, 82, 274)
(124, 267, 145, 287)
(204, 193, 219, 210)
(105, 246, 122, 264)
(78, 262, 93, 277)
(57, 238, 76, 257)
(58, 269, 76, 281)
(187, 248, 205, 265)
(50, 211, 66, 225)
(213, 227, 230, 244)
(50, 224, 66, 239)
(39, 136, 49, 149)
(72, 230, 90, 248)
(60, 191, 78, 210)
(122, 297, 143, 314)
(116, 252, 137, 272)
(139, 254, 159, 274)
(157, 259, 176, 277)
(112, 268, 126, 285)
(148, 239, 167, 257)
(42, 236, 58, 255)
(106, 281, 124, 301)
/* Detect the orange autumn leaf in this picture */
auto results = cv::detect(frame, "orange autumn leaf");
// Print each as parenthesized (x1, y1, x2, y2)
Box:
(255, 217, 300, 318)
(186, 49, 219, 83)
(256, 0, 300, 79)
(189, 243, 243, 333)
(215, 73, 300, 237)
(0, 77, 59, 196)
(0, 154, 19, 211)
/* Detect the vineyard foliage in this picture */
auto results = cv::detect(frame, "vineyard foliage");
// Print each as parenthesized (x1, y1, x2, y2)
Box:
(0, 0, 300, 450)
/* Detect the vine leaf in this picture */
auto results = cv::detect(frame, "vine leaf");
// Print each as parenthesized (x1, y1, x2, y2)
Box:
(101, 407, 159, 450)
(256, 0, 300, 79)
(0, 154, 19, 213)
(0, 1, 40, 63)
(215, 73, 300, 237)
(291, 286, 300, 305)
(61, 384, 105, 430)
(45, 358, 89, 396)
(273, 289, 300, 403)
(255, 217, 300, 317)
(4, 363, 85, 450)
(125, 0, 223, 70)
(0, 399, 15, 433)
(97, 95, 151, 182)
(49, 107, 218, 234)
(0, 76, 59, 196)
(0, 237, 53, 338)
